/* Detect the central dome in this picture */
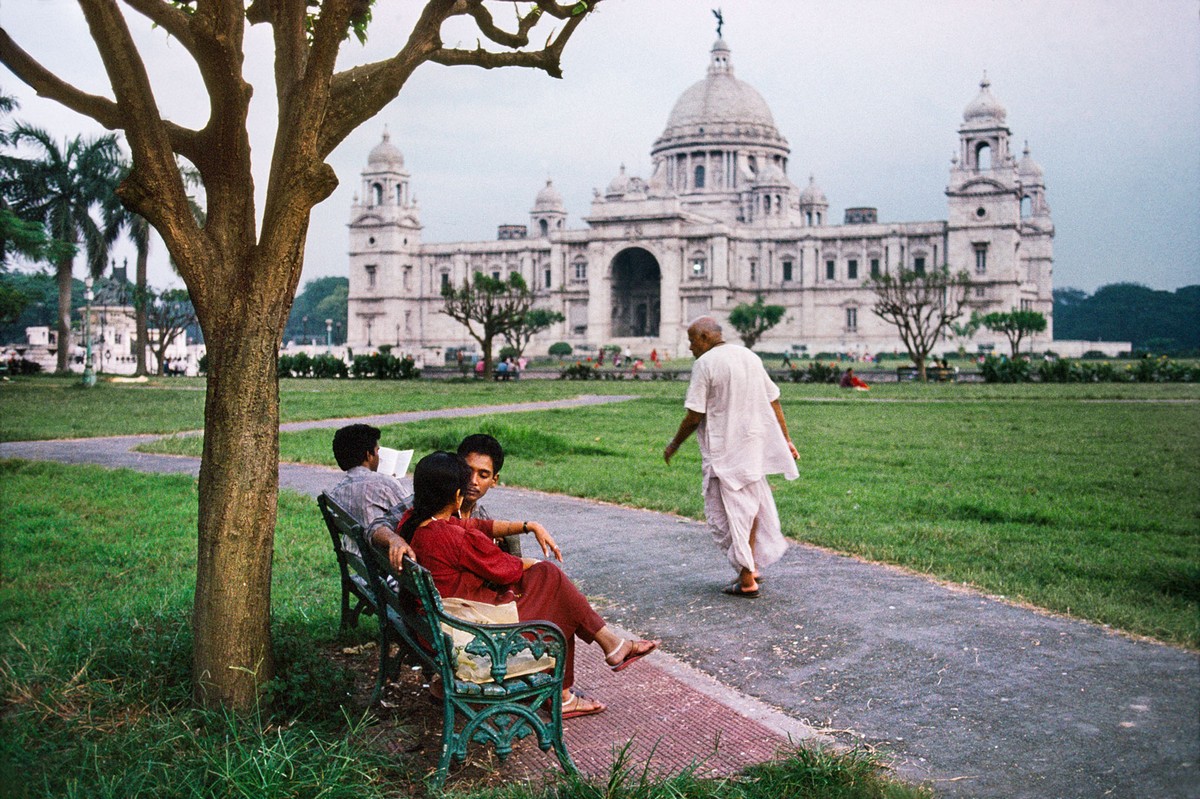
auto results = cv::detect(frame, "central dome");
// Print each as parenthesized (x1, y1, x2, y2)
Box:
(653, 39, 787, 155)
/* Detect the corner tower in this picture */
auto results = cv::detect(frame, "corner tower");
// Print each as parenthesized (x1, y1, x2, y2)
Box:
(347, 130, 423, 348)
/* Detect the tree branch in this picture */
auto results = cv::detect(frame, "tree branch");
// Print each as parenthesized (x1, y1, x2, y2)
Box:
(0, 27, 123, 129)
(320, 0, 597, 157)
(122, 0, 197, 54)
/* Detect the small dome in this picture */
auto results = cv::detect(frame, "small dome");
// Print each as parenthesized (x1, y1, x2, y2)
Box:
(606, 164, 632, 198)
(367, 129, 404, 168)
(1018, 142, 1044, 180)
(754, 160, 789, 186)
(799, 175, 827, 206)
(533, 179, 564, 211)
(963, 73, 1007, 125)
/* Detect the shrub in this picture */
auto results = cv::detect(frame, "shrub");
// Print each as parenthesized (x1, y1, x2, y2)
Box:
(789, 361, 841, 384)
(548, 341, 573, 358)
(311, 353, 348, 379)
(980, 354, 1033, 383)
(559, 361, 600, 380)
(1081, 350, 1109, 360)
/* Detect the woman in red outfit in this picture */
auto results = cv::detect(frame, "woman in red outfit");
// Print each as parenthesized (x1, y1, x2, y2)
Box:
(398, 451, 658, 719)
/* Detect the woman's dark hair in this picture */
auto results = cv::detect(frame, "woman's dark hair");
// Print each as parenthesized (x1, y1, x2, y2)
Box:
(397, 451, 471, 543)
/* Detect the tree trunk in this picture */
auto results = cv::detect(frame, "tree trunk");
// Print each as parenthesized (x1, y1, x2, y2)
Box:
(191, 289, 284, 706)
(915, 354, 927, 382)
(55, 255, 73, 374)
(135, 249, 148, 376)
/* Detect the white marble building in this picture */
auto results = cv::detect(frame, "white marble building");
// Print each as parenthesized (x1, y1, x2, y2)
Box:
(346, 36, 1054, 360)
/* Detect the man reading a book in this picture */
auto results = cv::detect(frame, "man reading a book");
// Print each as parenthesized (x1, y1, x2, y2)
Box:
(329, 423, 414, 571)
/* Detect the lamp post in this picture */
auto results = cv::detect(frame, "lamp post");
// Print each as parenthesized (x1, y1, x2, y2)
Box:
(302, 315, 309, 346)
(82, 275, 95, 387)
(325, 318, 333, 349)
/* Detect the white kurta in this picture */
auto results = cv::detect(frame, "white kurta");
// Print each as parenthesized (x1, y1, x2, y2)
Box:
(685, 343, 798, 572)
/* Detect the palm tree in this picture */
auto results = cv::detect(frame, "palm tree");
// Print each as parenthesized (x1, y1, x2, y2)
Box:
(1, 126, 120, 372)
(103, 159, 203, 376)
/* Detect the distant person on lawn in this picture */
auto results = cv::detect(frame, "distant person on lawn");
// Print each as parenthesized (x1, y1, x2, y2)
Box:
(328, 423, 414, 569)
(663, 316, 799, 598)
(400, 451, 658, 718)
(840, 368, 870, 390)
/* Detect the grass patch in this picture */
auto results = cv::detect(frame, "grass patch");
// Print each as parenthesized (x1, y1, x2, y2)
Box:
(0, 461, 924, 798)
(269, 391, 1199, 647)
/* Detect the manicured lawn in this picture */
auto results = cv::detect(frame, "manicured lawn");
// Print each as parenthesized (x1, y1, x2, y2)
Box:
(5, 375, 1199, 647)
(269, 386, 1199, 647)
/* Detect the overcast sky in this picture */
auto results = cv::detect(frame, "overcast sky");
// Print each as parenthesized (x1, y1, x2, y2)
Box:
(2, 0, 1198, 294)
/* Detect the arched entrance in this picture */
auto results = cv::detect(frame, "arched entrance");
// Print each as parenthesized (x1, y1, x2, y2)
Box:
(610, 247, 661, 338)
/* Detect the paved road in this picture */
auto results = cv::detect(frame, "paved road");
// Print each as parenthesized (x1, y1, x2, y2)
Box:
(3, 396, 1196, 799)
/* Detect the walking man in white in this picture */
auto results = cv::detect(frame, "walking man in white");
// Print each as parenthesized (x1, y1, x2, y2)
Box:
(663, 317, 799, 597)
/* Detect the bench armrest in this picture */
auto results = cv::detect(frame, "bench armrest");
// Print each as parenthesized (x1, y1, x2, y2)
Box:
(435, 612, 567, 685)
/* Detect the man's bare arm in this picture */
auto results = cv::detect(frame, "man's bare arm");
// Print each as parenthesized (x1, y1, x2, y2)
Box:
(664, 409, 705, 464)
(770, 398, 799, 459)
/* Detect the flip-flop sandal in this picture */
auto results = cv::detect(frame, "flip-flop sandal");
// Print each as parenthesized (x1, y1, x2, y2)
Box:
(606, 639, 659, 672)
(723, 584, 760, 598)
(561, 693, 606, 719)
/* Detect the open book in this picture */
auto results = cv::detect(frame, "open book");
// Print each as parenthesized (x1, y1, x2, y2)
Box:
(377, 446, 414, 479)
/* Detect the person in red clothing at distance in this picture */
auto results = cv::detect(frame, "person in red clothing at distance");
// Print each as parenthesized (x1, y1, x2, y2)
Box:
(396, 451, 658, 719)
(839, 367, 870, 391)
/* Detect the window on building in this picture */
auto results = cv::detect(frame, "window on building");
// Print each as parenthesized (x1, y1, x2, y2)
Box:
(825, 260, 835, 281)
(975, 286, 986, 298)
(573, 259, 587, 282)
(691, 255, 706, 278)
(1020, 298, 1033, 311)
(1021, 196, 1033, 218)
(870, 258, 880, 278)
(539, 219, 549, 237)
(848, 259, 858, 280)
(370, 183, 382, 206)
(544, 268, 552, 289)
(694, 165, 705, 189)
(749, 259, 757, 282)
(402, 265, 412, 290)
(805, 211, 813, 226)
(913, 257, 926, 275)
(846, 307, 858, 331)
(440, 271, 450, 291)
(491, 270, 501, 281)
(782, 259, 794, 282)
(974, 243, 988, 274)
(365, 264, 377, 290)
(395, 185, 404, 205)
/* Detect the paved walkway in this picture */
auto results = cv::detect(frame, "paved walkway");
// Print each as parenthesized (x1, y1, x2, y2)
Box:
(2, 397, 1196, 798)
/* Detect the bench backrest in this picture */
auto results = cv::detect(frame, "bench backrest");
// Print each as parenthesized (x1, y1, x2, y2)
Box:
(317, 493, 379, 613)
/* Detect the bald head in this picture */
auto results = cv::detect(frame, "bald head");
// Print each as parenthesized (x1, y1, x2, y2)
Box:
(687, 316, 725, 358)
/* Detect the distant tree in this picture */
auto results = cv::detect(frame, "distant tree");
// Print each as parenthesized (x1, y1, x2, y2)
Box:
(505, 307, 565, 360)
(285, 276, 348, 345)
(1054, 283, 1200, 352)
(146, 287, 197, 376)
(549, 341, 573, 358)
(869, 266, 972, 381)
(442, 271, 535, 377)
(0, 269, 55, 342)
(0, 275, 27, 324)
(0, 127, 121, 372)
(728, 295, 785, 349)
(982, 310, 1047, 357)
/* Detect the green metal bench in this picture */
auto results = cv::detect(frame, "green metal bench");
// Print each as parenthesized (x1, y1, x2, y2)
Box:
(318, 494, 576, 788)
(317, 493, 382, 631)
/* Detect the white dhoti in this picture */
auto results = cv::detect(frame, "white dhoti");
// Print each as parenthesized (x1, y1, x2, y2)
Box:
(703, 473, 788, 574)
